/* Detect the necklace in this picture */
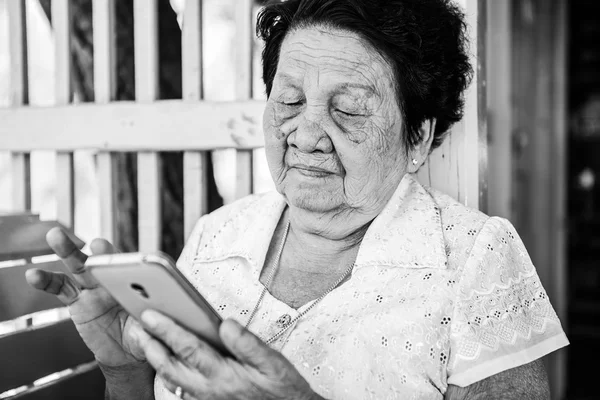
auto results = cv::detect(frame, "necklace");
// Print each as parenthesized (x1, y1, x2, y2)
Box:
(244, 220, 355, 344)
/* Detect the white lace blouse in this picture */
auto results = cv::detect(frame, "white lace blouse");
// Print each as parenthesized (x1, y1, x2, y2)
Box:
(155, 173, 568, 400)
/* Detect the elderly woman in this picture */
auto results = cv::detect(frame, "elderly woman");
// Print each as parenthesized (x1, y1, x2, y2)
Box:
(27, 0, 568, 399)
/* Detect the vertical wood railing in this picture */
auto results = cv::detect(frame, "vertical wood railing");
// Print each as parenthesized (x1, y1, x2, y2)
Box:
(134, 0, 162, 253)
(182, 0, 209, 239)
(7, 0, 31, 213)
(53, 0, 76, 229)
(234, 0, 255, 200)
(93, 0, 118, 244)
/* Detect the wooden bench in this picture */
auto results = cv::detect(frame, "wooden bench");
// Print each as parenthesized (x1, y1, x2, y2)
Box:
(0, 214, 105, 400)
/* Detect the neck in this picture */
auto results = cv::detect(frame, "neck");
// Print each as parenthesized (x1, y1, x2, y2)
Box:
(283, 206, 372, 273)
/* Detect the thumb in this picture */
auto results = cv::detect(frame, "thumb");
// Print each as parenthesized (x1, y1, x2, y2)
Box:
(220, 319, 280, 372)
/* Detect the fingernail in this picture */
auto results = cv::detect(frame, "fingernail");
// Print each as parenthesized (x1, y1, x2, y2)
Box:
(141, 310, 159, 327)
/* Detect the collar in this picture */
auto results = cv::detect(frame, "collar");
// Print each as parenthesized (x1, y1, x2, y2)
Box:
(194, 173, 448, 274)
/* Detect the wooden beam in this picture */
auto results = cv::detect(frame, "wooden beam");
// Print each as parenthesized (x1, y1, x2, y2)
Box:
(0, 100, 265, 151)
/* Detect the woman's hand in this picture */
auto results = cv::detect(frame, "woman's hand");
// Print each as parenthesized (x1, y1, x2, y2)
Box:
(139, 310, 321, 400)
(25, 228, 152, 368)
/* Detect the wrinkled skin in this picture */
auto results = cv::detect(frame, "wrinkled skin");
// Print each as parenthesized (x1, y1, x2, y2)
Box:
(263, 26, 434, 242)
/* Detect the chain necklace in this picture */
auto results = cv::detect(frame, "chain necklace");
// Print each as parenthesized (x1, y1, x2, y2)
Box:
(244, 219, 355, 344)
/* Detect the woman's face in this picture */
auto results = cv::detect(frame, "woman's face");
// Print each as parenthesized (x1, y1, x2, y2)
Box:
(263, 27, 411, 216)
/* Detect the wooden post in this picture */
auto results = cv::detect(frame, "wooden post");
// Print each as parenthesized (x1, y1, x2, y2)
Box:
(93, 0, 118, 243)
(487, 0, 512, 219)
(7, 0, 31, 212)
(134, 0, 162, 252)
(53, 0, 75, 229)
(182, 0, 209, 239)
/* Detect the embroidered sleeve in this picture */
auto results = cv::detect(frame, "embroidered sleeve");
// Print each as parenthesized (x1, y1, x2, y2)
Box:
(447, 217, 569, 387)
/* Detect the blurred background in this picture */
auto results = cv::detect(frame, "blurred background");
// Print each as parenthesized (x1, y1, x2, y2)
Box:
(0, 0, 598, 399)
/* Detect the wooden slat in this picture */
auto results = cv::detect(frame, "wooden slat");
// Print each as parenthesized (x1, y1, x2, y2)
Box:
(0, 219, 84, 263)
(7, 0, 28, 106)
(7, 0, 31, 213)
(93, 0, 117, 104)
(0, 100, 265, 151)
(93, 0, 119, 245)
(52, 0, 72, 105)
(183, 152, 209, 239)
(97, 153, 118, 243)
(56, 152, 75, 229)
(234, 0, 255, 199)
(234, 0, 254, 100)
(182, 0, 203, 102)
(11, 153, 31, 212)
(52, 1, 75, 229)
(13, 363, 105, 400)
(0, 320, 96, 393)
(134, 0, 161, 252)
(236, 150, 253, 199)
(134, 0, 158, 102)
(182, 0, 208, 238)
(137, 153, 162, 252)
(0, 261, 66, 322)
(486, 0, 512, 219)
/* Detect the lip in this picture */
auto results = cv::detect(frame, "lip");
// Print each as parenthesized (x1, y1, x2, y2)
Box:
(292, 164, 335, 175)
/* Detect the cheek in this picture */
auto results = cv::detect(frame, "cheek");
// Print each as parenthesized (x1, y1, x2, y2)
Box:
(333, 117, 403, 175)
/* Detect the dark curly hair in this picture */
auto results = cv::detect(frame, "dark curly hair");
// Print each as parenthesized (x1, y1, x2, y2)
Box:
(256, 0, 473, 150)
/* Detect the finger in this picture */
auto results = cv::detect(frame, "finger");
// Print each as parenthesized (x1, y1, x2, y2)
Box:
(141, 310, 223, 376)
(220, 319, 282, 372)
(161, 380, 197, 400)
(143, 336, 206, 397)
(25, 268, 80, 305)
(90, 238, 118, 256)
(123, 318, 152, 361)
(46, 227, 97, 288)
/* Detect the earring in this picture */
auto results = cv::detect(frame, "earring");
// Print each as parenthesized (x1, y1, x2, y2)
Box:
(412, 158, 418, 166)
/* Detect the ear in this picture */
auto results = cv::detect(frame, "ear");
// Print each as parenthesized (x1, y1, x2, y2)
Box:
(408, 119, 436, 173)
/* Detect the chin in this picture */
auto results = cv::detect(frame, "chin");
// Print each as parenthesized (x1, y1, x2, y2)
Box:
(285, 187, 343, 213)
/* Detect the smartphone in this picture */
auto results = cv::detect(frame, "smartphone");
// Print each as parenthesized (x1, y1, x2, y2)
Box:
(86, 252, 230, 357)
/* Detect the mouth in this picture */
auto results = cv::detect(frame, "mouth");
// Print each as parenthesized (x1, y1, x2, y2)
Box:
(292, 165, 335, 177)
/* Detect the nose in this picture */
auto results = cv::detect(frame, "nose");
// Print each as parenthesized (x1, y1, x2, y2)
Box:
(287, 112, 333, 153)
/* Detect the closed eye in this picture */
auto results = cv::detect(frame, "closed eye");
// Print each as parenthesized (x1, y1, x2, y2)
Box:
(336, 109, 362, 117)
(283, 101, 303, 106)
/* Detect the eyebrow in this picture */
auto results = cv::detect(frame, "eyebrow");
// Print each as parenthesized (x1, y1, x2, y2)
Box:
(334, 83, 378, 97)
(276, 74, 378, 96)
